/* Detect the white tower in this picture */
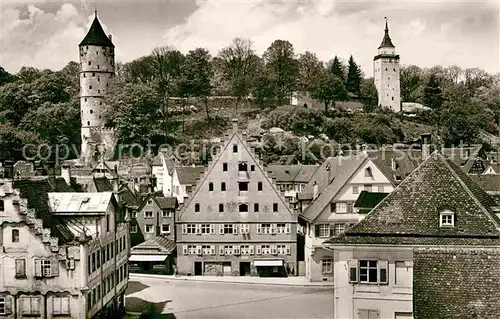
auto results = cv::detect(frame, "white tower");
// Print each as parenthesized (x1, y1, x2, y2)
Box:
(374, 18, 401, 113)
(79, 11, 115, 164)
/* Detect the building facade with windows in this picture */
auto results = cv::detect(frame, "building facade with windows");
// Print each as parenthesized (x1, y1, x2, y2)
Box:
(267, 165, 319, 202)
(176, 119, 298, 277)
(298, 155, 394, 282)
(0, 178, 129, 319)
(324, 152, 500, 319)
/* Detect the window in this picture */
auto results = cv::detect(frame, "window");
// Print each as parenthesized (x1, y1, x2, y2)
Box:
(130, 225, 137, 233)
(0, 297, 6, 314)
(440, 210, 455, 227)
(89, 85, 92, 90)
(276, 223, 286, 234)
(336, 202, 347, 213)
(15, 259, 26, 278)
(261, 245, 271, 255)
(257, 182, 263, 191)
(238, 162, 247, 171)
(378, 186, 384, 193)
(261, 224, 271, 234)
(162, 211, 171, 218)
(106, 215, 110, 232)
(223, 163, 228, 171)
(195, 203, 200, 212)
(147, 199, 153, 205)
(22, 297, 40, 315)
(239, 204, 248, 212)
(353, 186, 359, 194)
(273, 203, 278, 212)
(318, 224, 330, 237)
(334, 223, 345, 235)
(241, 245, 250, 255)
(0, 200, 3, 211)
(363, 184, 372, 192)
(187, 245, 196, 254)
(224, 224, 233, 234)
(145, 225, 153, 233)
(201, 224, 211, 234)
(209, 182, 214, 191)
(254, 203, 259, 212)
(233, 144, 238, 152)
(92, 72, 95, 76)
(358, 309, 379, 319)
(322, 259, 333, 273)
(219, 204, 224, 212)
(365, 167, 373, 178)
(161, 224, 170, 233)
(90, 109, 93, 114)
(251, 165, 255, 171)
(88, 61, 91, 65)
(221, 182, 226, 191)
(87, 121, 90, 125)
(349, 260, 388, 284)
(238, 182, 248, 191)
(224, 245, 234, 255)
(11, 229, 19, 243)
(186, 224, 196, 234)
(144, 211, 153, 218)
(202, 245, 211, 255)
(330, 202, 336, 213)
(130, 211, 137, 218)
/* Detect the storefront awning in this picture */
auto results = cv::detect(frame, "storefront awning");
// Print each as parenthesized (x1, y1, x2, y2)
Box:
(254, 260, 283, 267)
(129, 255, 168, 262)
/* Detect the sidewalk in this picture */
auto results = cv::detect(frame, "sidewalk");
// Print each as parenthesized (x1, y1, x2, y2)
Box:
(129, 273, 334, 287)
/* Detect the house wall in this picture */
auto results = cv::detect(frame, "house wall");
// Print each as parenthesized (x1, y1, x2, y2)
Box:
(132, 197, 175, 244)
(333, 246, 413, 319)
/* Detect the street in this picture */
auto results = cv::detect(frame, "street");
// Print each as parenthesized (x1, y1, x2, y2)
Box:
(125, 276, 334, 319)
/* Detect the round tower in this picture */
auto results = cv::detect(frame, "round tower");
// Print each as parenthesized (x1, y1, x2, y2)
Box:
(373, 18, 401, 113)
(79, 11, 115, 163)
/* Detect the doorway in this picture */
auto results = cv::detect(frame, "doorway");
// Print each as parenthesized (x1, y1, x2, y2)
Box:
(239, 262, 251, 276)
(194, 262, 203, 276)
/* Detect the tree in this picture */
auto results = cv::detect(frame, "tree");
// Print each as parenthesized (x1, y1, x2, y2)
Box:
(123, 56, 156, 84)
(297, 51, 324, 92)
(263, 40, 299, 103)
(218, 38, 260, 108)
(178, 48, 213, 120)
(329, 56, 345, 82)
(400, 65, 423, 102)
(0, 123, 41, 160)
(0, 67, 16, 86)
(311, 71, 348, 115)
(423, 74, 444, 109)
(360, 78, 378, 113)
(345, 55, 363, 95)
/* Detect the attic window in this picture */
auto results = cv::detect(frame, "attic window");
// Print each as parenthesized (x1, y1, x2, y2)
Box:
(365, 167, 373, 178)
(233, 144, 238, 153)
(440, 210, 455, 228)
(238, 162, 247, 172)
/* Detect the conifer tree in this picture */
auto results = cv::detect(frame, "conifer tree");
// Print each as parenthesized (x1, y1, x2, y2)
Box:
(330, 56, 345, 82)
(346, 55, 363, 95)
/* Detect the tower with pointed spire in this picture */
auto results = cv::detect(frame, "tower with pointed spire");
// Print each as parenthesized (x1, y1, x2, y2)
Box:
(373, 18, 401, 113)
(79, 11, 116, 164)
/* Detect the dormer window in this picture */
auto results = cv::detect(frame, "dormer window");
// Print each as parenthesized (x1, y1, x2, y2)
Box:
(440, 210, 455, 228)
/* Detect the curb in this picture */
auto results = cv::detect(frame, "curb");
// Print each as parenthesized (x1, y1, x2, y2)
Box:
(129, 274, 334, 288)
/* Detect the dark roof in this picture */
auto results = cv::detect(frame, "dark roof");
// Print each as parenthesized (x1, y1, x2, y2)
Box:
(93, 177, 113, 192)
(13, 178, 75, 244)
(325, 152, 500, 246)
(353, 191, 389, 209)
(378, 20, 395, 48)
(470, 174, 500, 193)
(176, 166, 205, 185)
(156, 197, 177, 210)
(368, 149, 423, 185)
(130, 236, 176, 255)
(118, 184, 139, 207)
(442, 145, 482, 174)
(413, 247, 500, 319)
(79, 15, 114, 47)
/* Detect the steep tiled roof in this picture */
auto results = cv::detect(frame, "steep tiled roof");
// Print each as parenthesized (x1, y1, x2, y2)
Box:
(378, 20, 395, 49)
(118, 184, 139, 207)
(79, 15, 114, 47)
(156, 197, 177, 210)
(130, 236, 176, 255)
(470, 174, 500, 194)
(294, 165, 320, 183)
(442, 145, 482, 174)
(92, 177, 113, 192)
(176, 166, 205, 185)
(325, 152, 500, 246)
(414, 247, 500, 319)
(13, 179, 75, 244)
(301, 156, 367, 221)
(267, 165, 301, 183)
(353, 191, 389, 209)
(368, 149, 423, 185)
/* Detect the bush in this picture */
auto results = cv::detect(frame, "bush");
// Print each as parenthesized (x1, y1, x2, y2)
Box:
(262, 105, 325, 136)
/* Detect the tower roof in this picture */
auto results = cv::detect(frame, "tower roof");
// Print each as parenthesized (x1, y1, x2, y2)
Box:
(378, 18, 395, 49)
(79, 11, 114, 48)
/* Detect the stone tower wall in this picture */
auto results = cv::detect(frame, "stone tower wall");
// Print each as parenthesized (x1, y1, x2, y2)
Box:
(374, 56, 401, 113)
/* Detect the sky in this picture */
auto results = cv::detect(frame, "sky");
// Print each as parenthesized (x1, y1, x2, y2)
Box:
(1, 0, 499, 77)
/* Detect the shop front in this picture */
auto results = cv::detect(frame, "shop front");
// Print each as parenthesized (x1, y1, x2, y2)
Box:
(254, 259, 288, 277)
(129, 236, 176, 275)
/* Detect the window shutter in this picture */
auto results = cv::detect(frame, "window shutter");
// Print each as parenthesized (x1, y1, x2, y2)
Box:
(233, 224, 238, 235)
(378, 260, 388, 284)
(271, 245, 277, 255)
(34, 259, 42, 277)
(53, 297, 61, 314)
(348, 259, 358, 283)
(5, 296, 12, 314)
(61, 297, 69, 314)
(257, 224, 262, 234)
(182, 245, 188, 255)
(219, 245, 225, 255)
(196, 245, 202, 255)
(347, 203, 353, 213)
(249, 245, 255, 255)
(315, 225, 320, 237)
(368, 310, 379, 319)
(51, 259, 59, 277)
(219, 225, 224, 235)
(271, 224, 277, 234)
(210, 224, 215, 234)
(195, 224, 201, 235)
(285, 223, 291, 234)
(330, 226, 335, 237)
(182, 224, 187, 234)
(234, 245, 240, 255)
(286, 245, 291, 255)
(358, 309, 369, 319)
(256, 245, 262, 255)
(210, 245, 216, 255)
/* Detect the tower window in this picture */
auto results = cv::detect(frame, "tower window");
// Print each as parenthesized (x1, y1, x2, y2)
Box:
(219, 204, 224, 212)
(99, 115, 101, 119)
(84, 98, 87, 102)
(83, 73, 86, 78)
(98, 90, 100, 93)
(90, 110, 93, 114)
(392, 97, 394, 101)
(100, 102, 102, 105)
(97, 65, 100, 69)
(87, 121, 90, 126)
(388, 77, 390, 80)
(393, 68, 396, 71)
(89, 85, 92, 90)
(88, 61, 91, 66)
(221, 182, 226, 191)
(92, 72, 95, 76)
(98, 78, 100, 82)
(385, 68, 387, 71)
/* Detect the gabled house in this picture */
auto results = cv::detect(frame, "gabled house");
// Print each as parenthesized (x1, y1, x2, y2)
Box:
(324, 152, 500, 319)
(151, 150, 177, 197)
(176, 119, 298, 277)
(267, 164, 319, 202)
(129, 236, 177, 275)
(175, 166, 205, 204)
(298, 154, 394, 281)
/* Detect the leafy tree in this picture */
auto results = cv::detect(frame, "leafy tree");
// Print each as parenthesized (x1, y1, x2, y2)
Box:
(252, 73, 276, 107)
(0, 123, 41, 160)
(345, 55, 363, 95)
(297, 51, 324, 92)
(360, 78, 378, 112)
(178, 48, 213, 120)
(263, 40, 299, 103)
(329, 56, 345, 82)
(218, 38, 260, 108)
(325, 117, 353, 143)
(123, 56, 156, 84)
(311, 71, 348, 115)
(0, 67, 16, 86)
(261, 105, 325, 136)
(400, 65, 423, 102)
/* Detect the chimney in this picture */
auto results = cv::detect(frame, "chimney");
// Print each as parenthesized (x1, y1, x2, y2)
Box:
(313, 182, 319, 199)
(391, 156, 397, 171)
(108, 34, 112, 41)
(232, 118, 239, 134)
(61, 164, 71, 185)
(421, 133, 432, 159)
